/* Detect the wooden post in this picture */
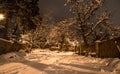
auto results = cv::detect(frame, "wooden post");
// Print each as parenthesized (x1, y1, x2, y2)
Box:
(74, 46, 76, 53)
(95, 40, 101, 58)
(78, 44, 82, 55)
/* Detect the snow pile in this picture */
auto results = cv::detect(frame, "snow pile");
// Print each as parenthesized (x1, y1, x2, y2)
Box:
(104, 58, 120, 73)
(0, 51, 26, 63)
(91, 58, 120, 73)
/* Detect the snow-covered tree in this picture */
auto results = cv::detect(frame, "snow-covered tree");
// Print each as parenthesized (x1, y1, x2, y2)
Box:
(65, 0, 119, 47)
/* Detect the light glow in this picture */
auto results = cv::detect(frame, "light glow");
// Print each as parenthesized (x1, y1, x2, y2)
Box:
(0, 14, 5, 21)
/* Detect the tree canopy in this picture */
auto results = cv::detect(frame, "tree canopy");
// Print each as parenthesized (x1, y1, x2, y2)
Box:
(0, 0, 41, 39)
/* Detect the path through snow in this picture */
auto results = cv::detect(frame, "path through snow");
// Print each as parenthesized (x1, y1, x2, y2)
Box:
(0, 49, 120, 74)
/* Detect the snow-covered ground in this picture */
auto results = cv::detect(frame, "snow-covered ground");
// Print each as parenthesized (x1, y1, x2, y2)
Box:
(0, 49, 120, 74)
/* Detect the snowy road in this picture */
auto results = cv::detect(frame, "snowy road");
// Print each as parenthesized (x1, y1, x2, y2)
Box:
(0, 49, 120, 74)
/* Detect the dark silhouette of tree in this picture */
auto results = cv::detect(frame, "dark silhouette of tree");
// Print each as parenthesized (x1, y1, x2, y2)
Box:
(0, 0, 41, 40)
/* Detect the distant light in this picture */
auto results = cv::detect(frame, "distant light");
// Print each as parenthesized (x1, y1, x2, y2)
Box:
(0, 14, 5, 21)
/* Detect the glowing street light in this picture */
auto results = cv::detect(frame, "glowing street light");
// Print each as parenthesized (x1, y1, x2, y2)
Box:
(0, 13, 5, 21)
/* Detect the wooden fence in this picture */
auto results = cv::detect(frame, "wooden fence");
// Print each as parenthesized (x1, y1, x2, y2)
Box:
(74, 37, 120, 58)
(95, 37, 120, 58)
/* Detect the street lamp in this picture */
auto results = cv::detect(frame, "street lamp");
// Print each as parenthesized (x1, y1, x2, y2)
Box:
(0, 13, 5, 21)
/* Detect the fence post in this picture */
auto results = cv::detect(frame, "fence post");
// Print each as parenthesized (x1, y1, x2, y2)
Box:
(95, 40, 101, 58)
(74, 45, 76, 53)
(78, 44, 82, 55)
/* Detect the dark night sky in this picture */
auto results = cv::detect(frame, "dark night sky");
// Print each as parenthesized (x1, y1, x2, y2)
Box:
(38, 0, 120, 25)
(38, 0, 72, 21)
(103, 0, 120, 25)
